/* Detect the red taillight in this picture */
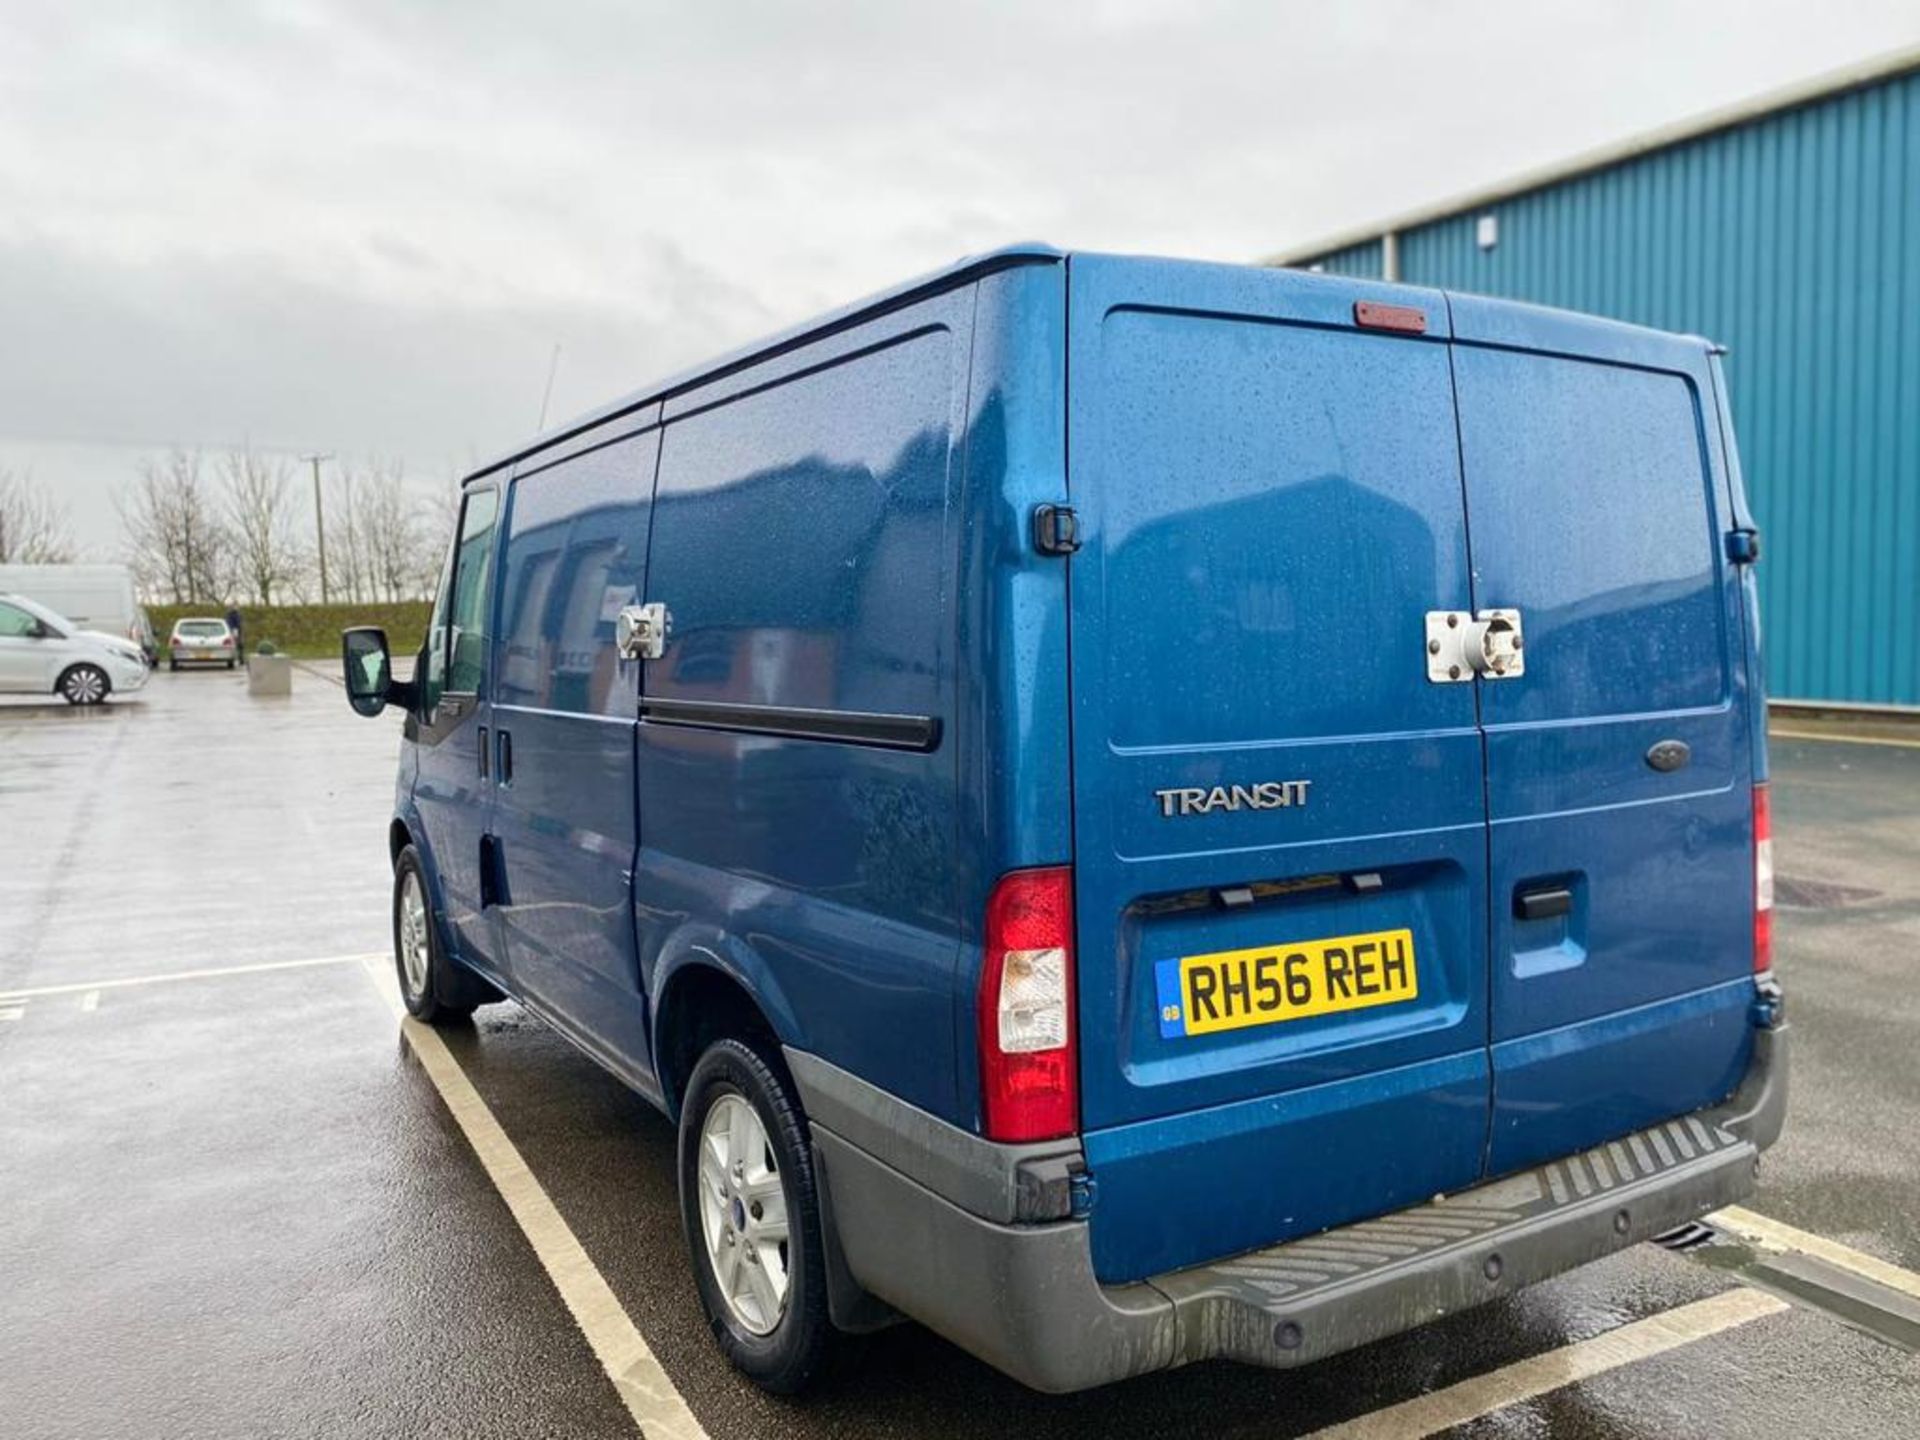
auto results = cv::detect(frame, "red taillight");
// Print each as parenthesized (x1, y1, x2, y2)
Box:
(220, 635, 233, 647)
(977, 867, 1077, 1142)
(1753, 783, 1773, 973)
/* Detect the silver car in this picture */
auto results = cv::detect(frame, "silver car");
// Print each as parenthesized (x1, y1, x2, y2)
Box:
(168, 617, 238, 670)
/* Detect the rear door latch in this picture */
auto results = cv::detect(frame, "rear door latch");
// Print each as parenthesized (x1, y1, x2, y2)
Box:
(1032, 503, 1081, 556)
(1426, 608, 1525, 683)
(615, 602, 671, 661)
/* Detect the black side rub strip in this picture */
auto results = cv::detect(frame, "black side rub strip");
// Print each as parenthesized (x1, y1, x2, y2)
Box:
(640, 697, 941, 752)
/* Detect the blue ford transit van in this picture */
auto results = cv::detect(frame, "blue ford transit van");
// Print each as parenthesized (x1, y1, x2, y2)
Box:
(341, 246, 1787, 1394)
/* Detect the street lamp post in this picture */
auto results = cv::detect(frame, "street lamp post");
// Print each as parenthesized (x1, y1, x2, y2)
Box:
(302, 453, 333, 603)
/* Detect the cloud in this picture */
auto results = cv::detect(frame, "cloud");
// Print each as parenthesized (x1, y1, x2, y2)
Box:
(1, 0, 1915, 551)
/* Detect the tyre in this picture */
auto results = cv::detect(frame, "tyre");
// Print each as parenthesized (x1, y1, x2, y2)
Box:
(226, 658, 236, 670)
(679, 1037, 834, 1394)
(168, 659, 179, 671)
(392, 845, 485, 1024)
(58, 664, 110, 706)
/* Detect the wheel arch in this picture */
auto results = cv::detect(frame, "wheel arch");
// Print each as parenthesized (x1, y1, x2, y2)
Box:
(652, 944, 803, 1122)
(388, 811, 460, 964)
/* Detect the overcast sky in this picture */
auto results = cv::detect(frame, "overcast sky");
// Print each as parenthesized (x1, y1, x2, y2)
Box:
(4, 0, 1917, 554)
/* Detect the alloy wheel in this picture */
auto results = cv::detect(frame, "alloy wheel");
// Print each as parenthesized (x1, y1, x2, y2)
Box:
(696, 1093, 790, 1335)
(398, 870, 430, 999)
(62, 667, 106, 705)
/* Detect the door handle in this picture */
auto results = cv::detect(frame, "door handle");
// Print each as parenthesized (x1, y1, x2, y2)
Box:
(477, 725, 489, 779)
(1514, 884, 1573, 922)
(497, 728, 513, 785)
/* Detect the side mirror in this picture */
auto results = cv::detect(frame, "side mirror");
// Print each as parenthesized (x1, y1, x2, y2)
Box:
(343, 627, 393, 717)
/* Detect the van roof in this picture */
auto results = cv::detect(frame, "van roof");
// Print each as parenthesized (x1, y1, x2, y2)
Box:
(467, 243, 1064, 484)
(471, 245, 1714, 487)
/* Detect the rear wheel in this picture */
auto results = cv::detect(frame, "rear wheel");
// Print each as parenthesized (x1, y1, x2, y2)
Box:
(58, 665, 109, 706)
(392, 846, 480, 1024)
(679, 1038, 833, 1394)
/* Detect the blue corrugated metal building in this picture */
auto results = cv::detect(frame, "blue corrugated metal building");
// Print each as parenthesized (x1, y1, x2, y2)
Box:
(1273, 45, 1920, 709)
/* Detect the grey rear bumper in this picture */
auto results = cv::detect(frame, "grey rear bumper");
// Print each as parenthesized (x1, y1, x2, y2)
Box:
(795, 1023, 1789, 1394)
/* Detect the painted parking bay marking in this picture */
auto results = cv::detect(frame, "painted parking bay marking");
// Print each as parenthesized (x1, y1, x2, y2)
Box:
(1305, 1288, 1788, 1439)
(1711, 1205, 1920, 1304)
(0, 952, 379, 1002)
(360, 957, 707, 1440)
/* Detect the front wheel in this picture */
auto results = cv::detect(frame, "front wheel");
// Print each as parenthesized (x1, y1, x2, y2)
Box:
(59, 665, 109, 706)
(392, 846, 478, 1024)
(679, 1038, 834, 1394)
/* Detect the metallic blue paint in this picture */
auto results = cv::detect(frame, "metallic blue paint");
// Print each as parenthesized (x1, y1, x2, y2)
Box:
(1486, 978, 1755, 1175)
(489, 430, 659, 1068)
(411, 483, 504, 980)
(1063, 257, 1491, 1280)
(1083, 1050, 1489, 1281)
(635, 290, 976, 1121)
(1449, 300, 1758, 1174)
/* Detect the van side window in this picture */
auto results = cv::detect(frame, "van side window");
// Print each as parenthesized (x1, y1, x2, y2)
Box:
(420, 549, 454, 714)
(444, 489, 499, 696)
(496, 435, 656, 717)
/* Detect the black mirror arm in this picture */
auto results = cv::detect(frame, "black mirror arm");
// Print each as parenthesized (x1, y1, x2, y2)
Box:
(387, 676, 421, 713)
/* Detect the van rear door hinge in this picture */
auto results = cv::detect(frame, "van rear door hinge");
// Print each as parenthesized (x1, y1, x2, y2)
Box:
(1032, 503, 1081, 556)
(1726, 528, 1762, 565)
(1068, 1168, 1098, 1218)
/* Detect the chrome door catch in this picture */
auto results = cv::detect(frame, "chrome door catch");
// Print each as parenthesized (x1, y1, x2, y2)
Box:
(616, 602, 671, 661)
(1426, 608, 1526, 683)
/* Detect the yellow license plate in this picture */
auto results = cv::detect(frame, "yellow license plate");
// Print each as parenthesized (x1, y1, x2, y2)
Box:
(1153, 928, 1418, 1038)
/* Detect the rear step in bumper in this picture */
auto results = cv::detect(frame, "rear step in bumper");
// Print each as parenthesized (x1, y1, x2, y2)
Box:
(807, 1025, 1787, 1393)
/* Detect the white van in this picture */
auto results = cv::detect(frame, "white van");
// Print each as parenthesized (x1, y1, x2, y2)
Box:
(0, 564, 156, 662)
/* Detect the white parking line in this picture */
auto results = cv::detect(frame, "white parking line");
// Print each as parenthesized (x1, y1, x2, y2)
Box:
(0, 1004, 23, 1022)
(0, 953, 378, 1002)
(1304, 1288, 1788, 1440)
(361, 958, 708, 1440)
(1712, 1205, 1920, 1303)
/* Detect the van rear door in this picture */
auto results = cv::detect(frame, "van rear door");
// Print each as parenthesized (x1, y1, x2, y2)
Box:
(1448, 298, 1757, 1175)
(1065, 258, 1491, 1283)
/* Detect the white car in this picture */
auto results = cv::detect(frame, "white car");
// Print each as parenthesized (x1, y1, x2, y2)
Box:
(0, 592, 151, 705)
(168, 616, 239, 669)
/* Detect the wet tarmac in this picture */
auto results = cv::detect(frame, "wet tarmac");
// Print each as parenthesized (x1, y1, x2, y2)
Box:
(3, 671, 1917, 1438)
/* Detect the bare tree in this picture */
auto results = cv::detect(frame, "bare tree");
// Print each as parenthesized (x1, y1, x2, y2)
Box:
(326, 464, 366, 603)
(220, 447, 305, 604)
(0, 467, 75, 564)
(120, 450, 228, 603)
(327, 458, 447, 602)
